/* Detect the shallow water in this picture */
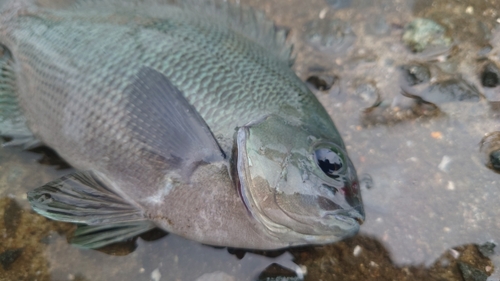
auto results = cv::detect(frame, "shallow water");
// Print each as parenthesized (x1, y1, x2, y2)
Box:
(2, 0, 500, 280)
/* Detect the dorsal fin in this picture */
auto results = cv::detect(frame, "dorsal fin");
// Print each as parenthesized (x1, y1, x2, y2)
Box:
(40, 0, 294, 66)
(178, 0, 294, 66)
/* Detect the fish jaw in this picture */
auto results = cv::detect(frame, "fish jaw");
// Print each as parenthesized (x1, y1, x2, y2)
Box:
(236, 115, 364, 246)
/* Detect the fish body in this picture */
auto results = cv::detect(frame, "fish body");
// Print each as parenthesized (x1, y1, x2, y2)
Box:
(0, 0, 364, 249)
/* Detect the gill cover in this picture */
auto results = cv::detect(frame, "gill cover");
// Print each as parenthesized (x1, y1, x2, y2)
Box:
(237, 115, 364, 245)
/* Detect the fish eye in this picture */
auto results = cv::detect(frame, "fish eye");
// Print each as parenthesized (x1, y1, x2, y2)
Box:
(314, 148, 344, 178)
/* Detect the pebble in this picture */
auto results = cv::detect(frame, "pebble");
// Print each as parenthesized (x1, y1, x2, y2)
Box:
(353, 245, 362, 257)
(151, 268, 161, 281)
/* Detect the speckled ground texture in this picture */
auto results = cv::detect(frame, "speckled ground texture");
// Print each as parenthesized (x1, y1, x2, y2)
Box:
(2, 0, 500, 280)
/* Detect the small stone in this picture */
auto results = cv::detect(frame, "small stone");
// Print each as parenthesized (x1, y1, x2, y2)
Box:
(447, 181, 455, 190)
(431, 131, 443, 139)
(438, 156, 451, 172)
(196, 271, 235, 281)
(402, 18, 451, 52)
(318, 8, 328, 19)
(477, 45, 492, 57)
(400, 63, 431, 86)
(151, 268, 161, 281)
(353, 245, 362, 256)
(458, 262, 488, 281)
(477, 242, 496, 257)
(360, 174, 373, 190)
(355, 82, 378, 101)
(0, 248, 23, 270)
(449, 249, 460, 259)
(420, 79, 481, 104)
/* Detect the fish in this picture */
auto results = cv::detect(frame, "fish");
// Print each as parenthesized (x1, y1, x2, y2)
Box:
(0, 0, 364, 249)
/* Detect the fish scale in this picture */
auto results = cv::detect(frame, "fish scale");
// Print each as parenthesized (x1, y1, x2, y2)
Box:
(0, 0, 364, 249)
(10, 5, 260, 186)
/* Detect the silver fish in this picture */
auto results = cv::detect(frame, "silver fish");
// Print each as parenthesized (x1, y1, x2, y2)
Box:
(0, 0, 364, 249)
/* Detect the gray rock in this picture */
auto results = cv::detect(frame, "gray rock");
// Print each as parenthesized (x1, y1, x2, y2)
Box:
(458, 262, 488, 281)
(477, 242, 496, 257)
(419, 79, 481, 104)
(400, 63, 431, 86)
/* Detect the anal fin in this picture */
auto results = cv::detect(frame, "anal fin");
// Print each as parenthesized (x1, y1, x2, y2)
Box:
(27, 171, 156, 248)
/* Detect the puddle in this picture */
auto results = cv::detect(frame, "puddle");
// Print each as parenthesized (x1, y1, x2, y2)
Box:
(2, 0, 500, 280)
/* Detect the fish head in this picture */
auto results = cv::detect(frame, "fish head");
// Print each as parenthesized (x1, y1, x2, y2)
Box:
(236, 115, 364, 246)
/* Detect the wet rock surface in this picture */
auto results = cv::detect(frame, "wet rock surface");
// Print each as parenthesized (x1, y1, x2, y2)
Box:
(3, 198, 23, 238)
(303, 18, 356, 54)
(325, 0, 351, 10)
(2, 0, 500, 280)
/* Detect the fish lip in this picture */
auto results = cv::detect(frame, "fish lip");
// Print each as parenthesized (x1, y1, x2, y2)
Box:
(323, 207, 365, 227)
(332, 213, 362, 226)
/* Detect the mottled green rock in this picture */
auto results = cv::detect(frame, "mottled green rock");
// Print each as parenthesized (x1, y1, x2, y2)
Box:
(402, 18, 451, 52)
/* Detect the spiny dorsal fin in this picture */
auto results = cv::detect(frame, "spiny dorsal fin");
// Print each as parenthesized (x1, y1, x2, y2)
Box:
(41, 0, 294, 66)
(178, 0, 294, 66)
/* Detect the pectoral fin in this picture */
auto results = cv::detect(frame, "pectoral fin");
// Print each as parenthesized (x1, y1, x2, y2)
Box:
(0, 46, 38, 148)
(124, 67, 225, 175)
(27, 171, 155, 248)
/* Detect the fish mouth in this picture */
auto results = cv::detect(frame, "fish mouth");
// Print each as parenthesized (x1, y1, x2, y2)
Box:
(325, 209, 364, 227)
